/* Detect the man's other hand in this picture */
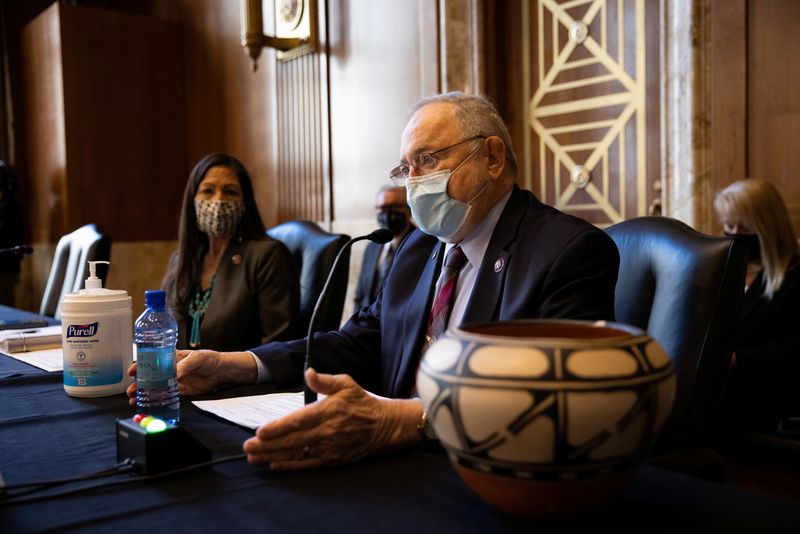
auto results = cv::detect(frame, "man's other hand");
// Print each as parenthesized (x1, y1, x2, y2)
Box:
(242, 368, 424, 470)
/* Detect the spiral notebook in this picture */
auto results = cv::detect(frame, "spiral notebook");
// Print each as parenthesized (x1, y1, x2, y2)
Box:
(0, 319, 49, 331)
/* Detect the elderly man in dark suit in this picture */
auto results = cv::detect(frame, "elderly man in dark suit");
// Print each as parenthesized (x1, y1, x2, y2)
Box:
(129, 92, 619, 470)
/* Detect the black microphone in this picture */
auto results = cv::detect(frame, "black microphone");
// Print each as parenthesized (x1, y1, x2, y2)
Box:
(0, 245, 33, 256)
(304, 227, 394, 404)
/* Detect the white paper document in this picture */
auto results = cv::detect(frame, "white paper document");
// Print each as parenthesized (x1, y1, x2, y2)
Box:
(193, 391, 308, 430)
(2, 347, 63, 372)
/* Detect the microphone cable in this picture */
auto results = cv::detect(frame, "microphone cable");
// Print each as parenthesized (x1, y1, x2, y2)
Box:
(0, 453, 247, 506)
(0, 459, 135, 499)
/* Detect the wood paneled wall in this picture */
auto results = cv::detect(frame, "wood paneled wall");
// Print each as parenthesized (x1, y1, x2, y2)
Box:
(708, 0, 746, 196)
(20, 3, 186, 243)
(6, 0, 442, 316)
(15, 3, 187, 312)
(746, 0, 800, 233)
(18, 4, 67, 244)
(327, 0, 439, 224)
(704, 0, 800, 235)
(142, 0, 280, 228)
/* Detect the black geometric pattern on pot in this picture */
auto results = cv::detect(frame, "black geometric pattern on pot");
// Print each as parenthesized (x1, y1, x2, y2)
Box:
(437, 383, 660, 481)
(448, 338, 669, 385)
(435, 381, 666, 476)
(450, 340, 480, 453)
(630, 341, 653, 373)
(563, 384, 656, 463)
(424, 338, 672, 481)
(450, 453, 640, 481)
(507, 392, 557, 435)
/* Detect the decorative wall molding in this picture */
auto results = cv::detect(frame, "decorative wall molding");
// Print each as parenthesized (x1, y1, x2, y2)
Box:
(273, 2, 331, 224)
(439, 0, 483, 94)
(275, 52, 331, 223)
(662, 0, 707, 230)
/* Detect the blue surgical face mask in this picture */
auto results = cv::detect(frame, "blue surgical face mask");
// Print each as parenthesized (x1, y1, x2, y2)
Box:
(406, 151, 489, 242)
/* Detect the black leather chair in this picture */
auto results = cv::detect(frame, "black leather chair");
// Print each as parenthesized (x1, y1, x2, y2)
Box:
(267, 221, 350, 334)
(606, 217, 747, 475)
(39, 224, 112, 319)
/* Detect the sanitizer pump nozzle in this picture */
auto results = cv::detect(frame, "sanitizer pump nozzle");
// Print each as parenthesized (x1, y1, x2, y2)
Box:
(85, 261, 110, 290)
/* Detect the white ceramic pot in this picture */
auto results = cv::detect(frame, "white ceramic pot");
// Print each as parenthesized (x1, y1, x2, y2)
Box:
(416, 319, 676, 520)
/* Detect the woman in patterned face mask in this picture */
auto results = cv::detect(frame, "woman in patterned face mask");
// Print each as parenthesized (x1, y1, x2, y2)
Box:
(161, 153, 299, 352)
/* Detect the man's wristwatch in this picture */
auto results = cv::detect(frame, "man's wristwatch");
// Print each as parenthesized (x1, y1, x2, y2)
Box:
(417, 410, 437, 441)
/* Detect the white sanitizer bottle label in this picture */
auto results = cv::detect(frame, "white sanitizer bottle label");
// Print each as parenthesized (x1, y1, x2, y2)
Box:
(63, 320, 123, 387)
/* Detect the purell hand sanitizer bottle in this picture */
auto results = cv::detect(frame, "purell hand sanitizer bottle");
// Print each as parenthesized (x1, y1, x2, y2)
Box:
(60, 261, 133, 397)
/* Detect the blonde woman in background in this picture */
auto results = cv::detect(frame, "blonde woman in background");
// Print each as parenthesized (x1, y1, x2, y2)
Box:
(714, 178, 800, 434)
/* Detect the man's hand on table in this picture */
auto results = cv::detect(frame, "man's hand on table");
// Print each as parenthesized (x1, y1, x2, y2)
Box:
(126, 349, 257, 405)
(242, 368, 424, 470)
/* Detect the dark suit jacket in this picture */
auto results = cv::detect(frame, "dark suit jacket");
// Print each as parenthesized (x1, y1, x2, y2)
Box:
(352, 227, 412, 311)
(723, 257, 800, 432)
(168, 237, 300, 352)
(253, 186, 619, 397)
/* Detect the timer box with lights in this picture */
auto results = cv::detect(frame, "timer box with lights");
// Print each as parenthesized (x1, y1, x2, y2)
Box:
(116, 415, 210, 475)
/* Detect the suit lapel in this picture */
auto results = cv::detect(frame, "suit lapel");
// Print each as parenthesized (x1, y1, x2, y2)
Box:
(365, 243, 382, 273)
(392, 241, 444, 396)
(203, 239, 240, 336)
(738, 271, 765, 325)
(364, 243, 383, 296)
(460, 187, 527, 325)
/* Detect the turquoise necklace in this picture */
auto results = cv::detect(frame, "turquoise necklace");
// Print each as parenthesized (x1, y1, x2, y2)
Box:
(187, 277, 214, 348)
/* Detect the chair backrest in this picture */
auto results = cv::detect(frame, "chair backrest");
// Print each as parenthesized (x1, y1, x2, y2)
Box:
(606, 216, 747, 449)
(267, 220, 351, 334)
(40, 224, 112, 318)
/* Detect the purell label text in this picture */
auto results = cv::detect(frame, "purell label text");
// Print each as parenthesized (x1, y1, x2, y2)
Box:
(66, 322, 98, 338)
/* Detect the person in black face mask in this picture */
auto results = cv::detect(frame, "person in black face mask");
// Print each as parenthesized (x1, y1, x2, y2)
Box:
(352, 185, 413, 311)
(714, 179, 800, 436)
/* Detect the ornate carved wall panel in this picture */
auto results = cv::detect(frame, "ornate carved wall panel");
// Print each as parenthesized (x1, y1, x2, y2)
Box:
(527, 0, 660, 225)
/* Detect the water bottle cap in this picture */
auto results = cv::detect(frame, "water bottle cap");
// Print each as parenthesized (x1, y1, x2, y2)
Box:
(144, 290, 167, 309)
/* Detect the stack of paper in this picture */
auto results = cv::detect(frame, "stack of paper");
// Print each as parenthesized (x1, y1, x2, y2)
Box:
(0, 325, 62, 353)
(193, 391, 327, 430)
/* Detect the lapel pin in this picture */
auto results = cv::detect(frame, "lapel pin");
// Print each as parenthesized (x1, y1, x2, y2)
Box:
(231, 254, 242, 265)
(494, 257, 505, 273)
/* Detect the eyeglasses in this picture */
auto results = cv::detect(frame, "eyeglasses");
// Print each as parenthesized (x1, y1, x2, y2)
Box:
(390, 135, 484, 185)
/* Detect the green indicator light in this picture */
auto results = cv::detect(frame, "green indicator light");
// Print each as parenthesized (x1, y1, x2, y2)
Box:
(146, 419, 168, 433)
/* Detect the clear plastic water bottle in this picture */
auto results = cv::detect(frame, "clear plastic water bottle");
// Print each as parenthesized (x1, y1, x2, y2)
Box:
(134, 290, 180, 424)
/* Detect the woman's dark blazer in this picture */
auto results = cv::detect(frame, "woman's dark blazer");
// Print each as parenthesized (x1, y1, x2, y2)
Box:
(167, 237, 299, 352)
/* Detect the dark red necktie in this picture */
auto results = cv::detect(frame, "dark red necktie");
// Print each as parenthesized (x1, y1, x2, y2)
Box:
(426, 245, 468, 345)
(410, 245, 468, 397)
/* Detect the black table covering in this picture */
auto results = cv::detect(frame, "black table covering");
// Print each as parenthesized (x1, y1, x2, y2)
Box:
(1, 350, 799, 533)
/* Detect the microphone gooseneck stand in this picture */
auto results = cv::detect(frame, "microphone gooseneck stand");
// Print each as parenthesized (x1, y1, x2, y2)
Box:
(303, 228, 393, 404)
(0, 245, 33, 256)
